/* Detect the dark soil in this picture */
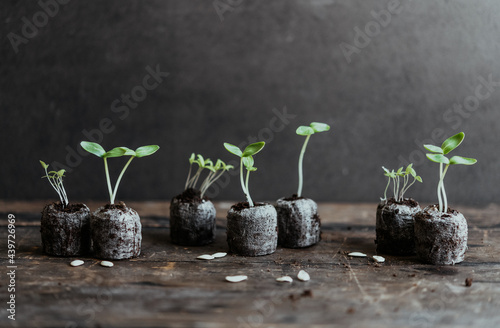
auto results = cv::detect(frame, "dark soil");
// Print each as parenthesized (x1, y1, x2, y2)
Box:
(231, 201, 266, 211)
(101, 201, 129, 213)
(419, 204, 459, 218)
(174, 188, 208, 203)
(465, 277, 473, 287)
(283, 194, 305, 201)
(384, 197, 419, 208)
(50, 202, 88, 213)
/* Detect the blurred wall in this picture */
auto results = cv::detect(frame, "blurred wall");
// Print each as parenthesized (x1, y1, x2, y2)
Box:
(1, 0, 499, 206)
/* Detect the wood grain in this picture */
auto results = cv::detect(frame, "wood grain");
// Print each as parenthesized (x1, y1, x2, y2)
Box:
(1, 201, 499, 327)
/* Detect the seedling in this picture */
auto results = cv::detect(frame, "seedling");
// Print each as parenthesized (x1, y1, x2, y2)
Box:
(224, 141, 265, 207)
(424, 132, 477, 213)
(296, 122, 330, 197)
(184, 153, 234, 197)
(39, 161, 69, 207)
(80, 141, 159, 204)
(380, 164, 422, 203)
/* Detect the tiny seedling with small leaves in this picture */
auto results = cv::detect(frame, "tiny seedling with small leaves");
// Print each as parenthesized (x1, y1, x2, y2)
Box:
(80, 141, 159, 204)
(381, 164, 422, 203)
(296, 122, 330, 197)
(223, 141, 265, 207)
(39, 161, 69, 208)
(424, 132, 477, 213)
(184, 153, 234, 197)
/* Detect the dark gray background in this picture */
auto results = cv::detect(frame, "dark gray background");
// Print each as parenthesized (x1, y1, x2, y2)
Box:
(1, 0, 499, 206)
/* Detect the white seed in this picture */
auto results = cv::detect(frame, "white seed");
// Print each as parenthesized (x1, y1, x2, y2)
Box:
(211, 252, 227, 258)
(297, 270, 310, 281)
(70, 260, 84, 267)
(276, 276, 293, 283)
(100, 261, 114, 267)
(348, 252, 367, 257)
(225, 275, 248, 283)
(197, 254, 215, 260)
(373, 255, 385, 263)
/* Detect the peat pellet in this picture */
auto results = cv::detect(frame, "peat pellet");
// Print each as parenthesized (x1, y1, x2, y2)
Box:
(276, 197, 320, 248)
(41, 203, 91, 257)
(375, 198, 420, 256)
(170, 189, 216, 246)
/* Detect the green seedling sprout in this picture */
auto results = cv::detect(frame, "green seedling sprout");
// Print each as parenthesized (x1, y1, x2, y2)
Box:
(424, 132, 477, 213)
(296, 122, 330, 197)
(39, 161, 69, 207)
(381, 164, 422, 203)
(224, 141, 265, 207)
(184, 154, 234, 198)
(80, 141, 159, 204)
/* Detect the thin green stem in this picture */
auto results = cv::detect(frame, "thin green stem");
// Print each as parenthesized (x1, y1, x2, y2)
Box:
(437, 163, 443, 212)
(111, 156, 135, 204)
(245, 168, 254, 207)
(297, 135, 311, 197)
(441, 164, 450, 213)
(184, 164, 193, 190)
(104, 158, 114, 204)
(382, 177, 391, 202)
(239, 158, 251, 205)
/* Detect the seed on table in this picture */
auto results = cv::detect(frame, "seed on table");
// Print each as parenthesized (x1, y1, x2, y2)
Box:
(225, 275, 248, 283)
(276, 276, 293, 283)
(100, 261, 114, 267)
(197, 254, 215, 260)
(297, 270, 310, 281)
(373, 255, 385, 263)
(70, 260, 84, 267)
(348, 252, 367, 257)
(211, 252, 227, 258)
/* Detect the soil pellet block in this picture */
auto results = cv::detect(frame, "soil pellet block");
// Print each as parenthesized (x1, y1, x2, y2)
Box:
(276, 197, 321, 248)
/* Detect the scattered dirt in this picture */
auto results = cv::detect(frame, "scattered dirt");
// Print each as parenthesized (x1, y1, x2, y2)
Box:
(465, 277, 473, 287)
(283, 194, 305, 201)
(50, 202, 87, 213)
(230, 201, 266, 211)
(385, 197, 419, 208)
(174, 188, 208, 203)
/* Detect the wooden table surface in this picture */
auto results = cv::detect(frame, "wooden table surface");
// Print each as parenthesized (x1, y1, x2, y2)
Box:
(1, 200, 499, 328)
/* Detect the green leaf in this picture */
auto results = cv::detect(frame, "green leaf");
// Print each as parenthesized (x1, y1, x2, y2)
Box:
(441, 132, 464, 155)
(80, 141, 106, 158)
(242, 142, 265, 157)
(409, 167, 417, 177)
(310, 122, 330, 133)
(225, 165, 235, 171)
(296, 126, 315, 136)
(135, 145, 159, 158)
(189, 153, 196, 164)
(382, 166, 390, 174)
(224, 143, 243, 157)
(416, 176, 423, 183)
(396, 167, 403, 175)
(247, 167, 257, 172)
(105, 147, 128, 158)
(39, 160, 48, 169)
(426, 153, 450, 164)
(214, 159, 224, 170)
(449, 156, 477, 165)
(56, 169, 66, 177)
(423, 144, 443, 154)
(242, 156, 254, 168)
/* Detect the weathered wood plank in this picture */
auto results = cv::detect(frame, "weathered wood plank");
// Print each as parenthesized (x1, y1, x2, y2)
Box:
(1, 201, 499, 327)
